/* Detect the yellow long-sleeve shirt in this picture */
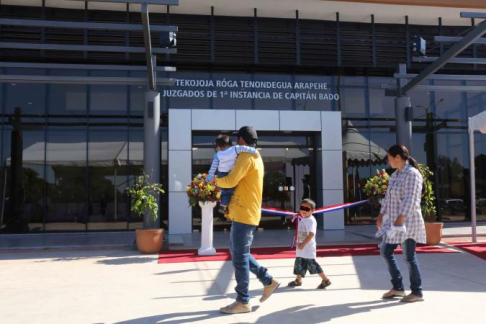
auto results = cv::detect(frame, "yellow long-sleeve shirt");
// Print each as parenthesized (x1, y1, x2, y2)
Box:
(216, 152, 264, 226)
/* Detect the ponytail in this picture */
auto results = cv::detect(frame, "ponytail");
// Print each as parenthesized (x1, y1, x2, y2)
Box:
(407, 156, 420, 170)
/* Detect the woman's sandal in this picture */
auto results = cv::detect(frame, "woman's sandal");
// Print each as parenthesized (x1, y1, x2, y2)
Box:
(317, 279, 332, 289)
(287, 280, 302, 287)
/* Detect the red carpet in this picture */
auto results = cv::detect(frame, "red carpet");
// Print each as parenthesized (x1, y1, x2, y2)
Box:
(448, 242, 486, 261)
(158, 244, 458, 264)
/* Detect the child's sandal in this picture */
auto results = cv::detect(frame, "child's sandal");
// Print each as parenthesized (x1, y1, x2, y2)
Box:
(288, 280, 302, 287)
(317, 279, 331, 289)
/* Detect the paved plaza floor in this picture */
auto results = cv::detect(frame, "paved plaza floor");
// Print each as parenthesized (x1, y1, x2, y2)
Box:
(1, 242, 485, 324)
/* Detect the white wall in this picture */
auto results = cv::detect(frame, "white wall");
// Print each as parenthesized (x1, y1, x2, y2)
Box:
(168, 109, 344, 234)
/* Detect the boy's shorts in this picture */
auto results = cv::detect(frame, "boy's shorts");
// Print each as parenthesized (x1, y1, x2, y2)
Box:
(293, 257, 323, 277)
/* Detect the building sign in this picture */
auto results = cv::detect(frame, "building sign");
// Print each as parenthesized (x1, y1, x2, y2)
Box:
(162, 75, 340, 102)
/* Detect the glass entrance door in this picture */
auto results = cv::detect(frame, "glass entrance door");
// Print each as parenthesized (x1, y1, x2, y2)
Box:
(192, 132, 317, 231)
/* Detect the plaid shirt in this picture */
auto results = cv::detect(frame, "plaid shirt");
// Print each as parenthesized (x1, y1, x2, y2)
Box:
(380, 163, 426, 244)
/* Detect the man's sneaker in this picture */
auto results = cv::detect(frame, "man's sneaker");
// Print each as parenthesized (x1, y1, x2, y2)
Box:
(382, 289, 406, 299)
(401, 293, 424, 303)
(219, 301, 251, 314)
(259, 279, 280, 302)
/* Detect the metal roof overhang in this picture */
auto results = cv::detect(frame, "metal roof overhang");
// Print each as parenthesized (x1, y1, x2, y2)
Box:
(2, 0, 484, 26)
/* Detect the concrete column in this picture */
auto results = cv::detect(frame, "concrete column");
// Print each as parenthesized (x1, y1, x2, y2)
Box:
(144, 91, 161, 228)
(395, 95, 413, 152)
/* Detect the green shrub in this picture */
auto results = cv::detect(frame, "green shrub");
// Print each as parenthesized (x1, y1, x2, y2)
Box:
(419, 164, 437, 223)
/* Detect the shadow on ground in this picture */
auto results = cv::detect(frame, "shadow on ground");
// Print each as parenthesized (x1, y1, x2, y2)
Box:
(113, 301, 402, 324)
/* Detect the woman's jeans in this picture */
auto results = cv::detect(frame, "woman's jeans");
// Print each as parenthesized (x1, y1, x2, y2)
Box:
(216, 171, 234, 206)
(380, 238, 423, 297)
(230, 221, 273, 304)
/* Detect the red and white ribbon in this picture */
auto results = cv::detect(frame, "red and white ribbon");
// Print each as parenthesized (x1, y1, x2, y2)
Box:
(260, 199, 369, 248)
(260, 199, 369, 217)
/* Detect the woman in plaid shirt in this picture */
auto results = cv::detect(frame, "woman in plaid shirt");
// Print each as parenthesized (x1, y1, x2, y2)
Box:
(377, 144, 426, 303)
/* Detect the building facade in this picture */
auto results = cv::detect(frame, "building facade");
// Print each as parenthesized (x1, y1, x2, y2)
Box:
(0, 0, 485, 234)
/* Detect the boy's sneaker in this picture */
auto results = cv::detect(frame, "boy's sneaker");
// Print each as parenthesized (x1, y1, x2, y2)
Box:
(220, 301, 251, 314)
(218, 205, 228, 214)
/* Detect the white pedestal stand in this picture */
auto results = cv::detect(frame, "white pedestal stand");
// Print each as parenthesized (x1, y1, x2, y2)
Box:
(198, 201, 217, 255)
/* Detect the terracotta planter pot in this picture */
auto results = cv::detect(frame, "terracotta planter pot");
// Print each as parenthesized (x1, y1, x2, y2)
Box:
(136, 229, 164, 254)
(425, 222, 443, 246)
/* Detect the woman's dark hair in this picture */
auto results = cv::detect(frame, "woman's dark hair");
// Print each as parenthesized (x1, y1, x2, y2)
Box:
(215, 134, 232, 148)
(387, 144, 420, 170)
(388, 144, 425, 193)
(301, 198, 316, 210)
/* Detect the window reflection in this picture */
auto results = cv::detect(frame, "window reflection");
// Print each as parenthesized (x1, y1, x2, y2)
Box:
(254, 74, 292, 110)
(294, 75, 333, 111)
(436, 132, 469, 222)
(473, 133, 486, 221)
(45, 128, 87, 231)
(128, 129, 144, 230)
(212, 72, 253, 110)
(336, 77, 367, 118)
(49, 70, 88, 117)
(192, 133, 316, 230)
(432, 80, 467, 122)
(5, 69, 47, 115)
(90, 71, 128, 115)
(87, 129, 129, 231)
(1, 129, 46, 233)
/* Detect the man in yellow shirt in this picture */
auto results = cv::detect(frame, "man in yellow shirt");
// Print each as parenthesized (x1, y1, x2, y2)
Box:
(216, 126, 280, 314)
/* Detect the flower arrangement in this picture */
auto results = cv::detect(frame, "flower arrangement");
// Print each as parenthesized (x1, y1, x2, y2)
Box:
(363, 169, 390, 207)
(186, 173, 221, 207)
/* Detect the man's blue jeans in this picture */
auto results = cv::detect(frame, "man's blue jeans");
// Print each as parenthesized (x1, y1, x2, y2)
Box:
(380, 238, 423, 297)
(229, 221, 273, 304)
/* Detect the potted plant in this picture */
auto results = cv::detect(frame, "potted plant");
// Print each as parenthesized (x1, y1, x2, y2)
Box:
(419, 164, 443, 245)
(127, 173, 165, 254)
(186, 173, 221, 255)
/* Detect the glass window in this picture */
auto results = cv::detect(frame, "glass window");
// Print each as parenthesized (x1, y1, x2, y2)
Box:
(128, 128, 144, 230)
(336, 76, 367, 118)
(466, 81, 486, 118)
(48, 70, 88, 116)
(432, 80, 467, 122)
(368, 77, 395, 119)
(254, 73, 292, 110)
(473, 133, 486, 221)
(5, 68, 47, 115)
(1, 129, 46, 233)
(87, 129, 129, 231)
(22, 131, 46, 232)
(343, 127, 374, 225)
(0, 129, 10, 232)
(89, 70, 128, 115)
(165, 72, 211, 109)
(294, 75, 333, 111)
(160, 130, 169, 228)
(212, 72, 253, 110)
(192, 132, 316, 231)
(129, 71, 146, 116)
(45, 128, 87, 231)
(436, 132, 469, 222)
